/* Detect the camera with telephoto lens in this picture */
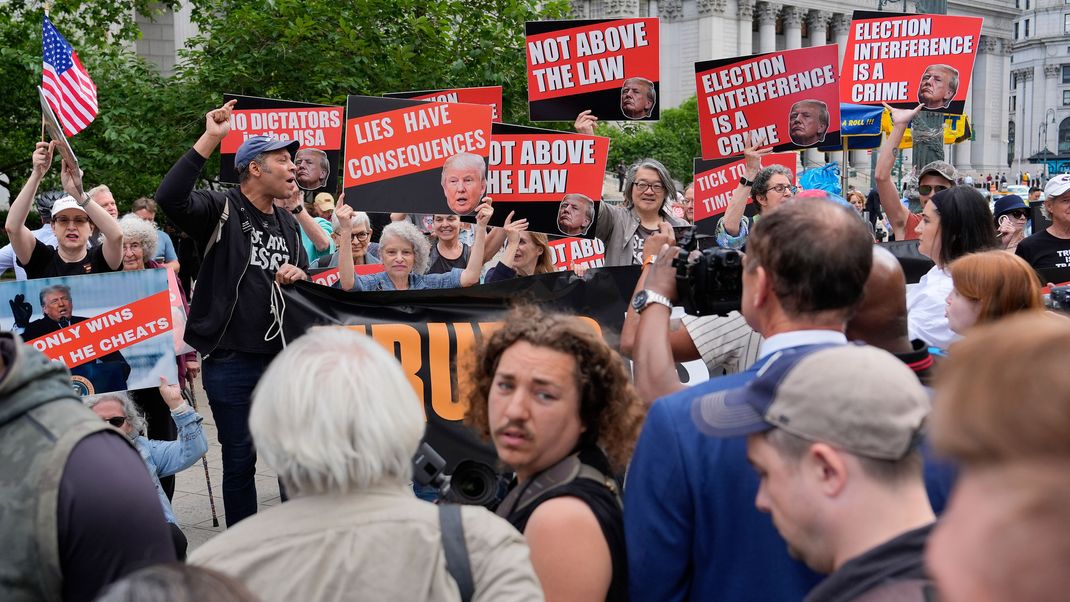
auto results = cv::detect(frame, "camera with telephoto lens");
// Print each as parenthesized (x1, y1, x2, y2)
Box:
(1046, 285, 1070, 313)
(412, 442, 506, 509)
(673, 245, 744, 317)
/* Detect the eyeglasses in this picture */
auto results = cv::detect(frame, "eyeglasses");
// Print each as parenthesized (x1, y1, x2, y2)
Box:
(54, 216, 90, 227)
(918, 185, 950, 196)
(767, 184, 799, 195)
(1005, 209, 1029, 219)
(352, 231, 370, 240)
(106, 416, 127, 428)
(634, 182, 665, 193)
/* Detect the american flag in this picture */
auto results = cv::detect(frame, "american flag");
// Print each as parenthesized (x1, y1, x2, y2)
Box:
(42, 15, 98, 136)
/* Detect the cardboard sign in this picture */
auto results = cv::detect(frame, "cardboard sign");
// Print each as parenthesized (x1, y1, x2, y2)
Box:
(384, 86, 503, 123)
(840, 12, 982, 114)
(342, 96, 494, 216)
(548, 237, 606, 270)
(486, 123, 609, 236)
(526, 18, 660, 121)
(0, 270, 178, 396)
(220, 94, 344, 194)
(692, 153, 797, 235)
(695, 45, 841, 160)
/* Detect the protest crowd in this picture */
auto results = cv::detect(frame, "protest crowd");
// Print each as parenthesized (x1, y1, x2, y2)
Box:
(5, 8, 1070, 602)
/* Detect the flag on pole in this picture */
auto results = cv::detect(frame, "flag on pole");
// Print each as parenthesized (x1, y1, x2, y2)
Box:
(42, 15, 98, 136)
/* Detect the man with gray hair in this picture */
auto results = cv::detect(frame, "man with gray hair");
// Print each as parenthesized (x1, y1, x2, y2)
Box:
(441, 152, 488, 215)
(918, 64, 959, 110)
(699, 344, 935, 601)
(557, 193, 595, 236)
(621, 77, 656, 119)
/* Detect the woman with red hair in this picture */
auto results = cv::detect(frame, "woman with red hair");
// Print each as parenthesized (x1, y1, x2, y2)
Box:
(945, 250, 1044, 337)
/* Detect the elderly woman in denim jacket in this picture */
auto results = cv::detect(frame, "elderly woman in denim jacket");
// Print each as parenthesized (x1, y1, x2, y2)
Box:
(86, 378, 208, 560)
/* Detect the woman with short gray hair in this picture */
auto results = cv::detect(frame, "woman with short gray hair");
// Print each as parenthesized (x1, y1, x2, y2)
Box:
(315, 209, 380, 268)
(188, 327, 543, 601)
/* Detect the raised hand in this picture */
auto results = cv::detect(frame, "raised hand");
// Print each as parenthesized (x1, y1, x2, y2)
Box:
(884, 102, 923, 128)
(502, 210, 529, 245)
(475, 197, 494, 227)
(742, 135, 774, 177)
(641, 222, 676, 261)
(335, 200, 354, 231)
(205, 99, 238, 140)
(574, 110, 598, 136)
(31, 141, 55, 178)
(158, 376, 185, 411)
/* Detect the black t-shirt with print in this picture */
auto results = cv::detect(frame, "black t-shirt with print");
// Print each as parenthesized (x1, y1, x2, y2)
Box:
(18, 238, 118, 279)
(630, 224, 658, 265)
(216, 199, 296, 354)
(428, 243, 470, 274)
(1015, 229, 1070, 285)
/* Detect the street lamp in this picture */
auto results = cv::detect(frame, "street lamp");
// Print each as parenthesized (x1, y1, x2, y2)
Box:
(1038, 108, 1056, 178)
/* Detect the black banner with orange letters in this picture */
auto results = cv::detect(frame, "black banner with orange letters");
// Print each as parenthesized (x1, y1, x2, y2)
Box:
(279, 267, 639, 472)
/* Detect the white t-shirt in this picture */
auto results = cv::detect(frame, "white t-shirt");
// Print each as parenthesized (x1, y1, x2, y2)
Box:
(906, 265, 958, 350)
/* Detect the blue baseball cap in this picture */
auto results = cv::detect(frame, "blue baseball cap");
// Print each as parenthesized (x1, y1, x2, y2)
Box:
(234, 135, 300, 171)
(993, 195, 1027, 219)
(691, 344, 929, 460)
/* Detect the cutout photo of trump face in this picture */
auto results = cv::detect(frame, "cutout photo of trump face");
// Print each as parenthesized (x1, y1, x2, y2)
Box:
(788, 100, 829, 147)
(621, 77, 656, 120)
(295, 148, 330, 191)
(918, 64, 959, 110)
(441, 152, 487, 215)
(557, 193, 595, 236)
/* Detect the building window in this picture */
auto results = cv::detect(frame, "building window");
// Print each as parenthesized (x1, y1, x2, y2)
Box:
(1025, 19, 1030, 37)
(1060, 118, 1070, 154)
(1009, 121, 1016, 168)
(1066, 14, 1070, 33)
(1015, 22, 1020, 40)
(1065, 91, 1070, 105)
(1011, 96, 1017, 111)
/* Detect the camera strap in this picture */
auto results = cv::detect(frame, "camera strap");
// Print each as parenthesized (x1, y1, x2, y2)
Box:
(438, 504, 475, 602)
(495, 452, 621, 520)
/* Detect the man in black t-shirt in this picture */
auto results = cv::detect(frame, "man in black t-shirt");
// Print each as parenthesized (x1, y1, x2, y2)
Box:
(5, 142, 123, 279)
(155, 100, 308, 526)
(1016, 174, 1070, 285)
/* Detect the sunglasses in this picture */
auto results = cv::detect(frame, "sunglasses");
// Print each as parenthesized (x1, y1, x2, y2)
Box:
(1004, 209, 1029, 219)
(918, 185, 950, 196)
(106, 416, 127, 428)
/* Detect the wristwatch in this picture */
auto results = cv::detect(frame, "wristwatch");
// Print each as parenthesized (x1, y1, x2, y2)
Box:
(739, 176, 755, 187)
(290, 204, 305, 215)
(632, 289, 672, 313)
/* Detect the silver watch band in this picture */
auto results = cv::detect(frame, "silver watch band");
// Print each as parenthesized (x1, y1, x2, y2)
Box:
(638, 290, 672, 313)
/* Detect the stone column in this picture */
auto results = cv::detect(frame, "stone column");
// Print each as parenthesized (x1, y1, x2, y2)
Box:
(807, 10, 830, 48)
(659, 0, 682, 21)
(1044, 64, 1060, 152)
(737, 0, 756, 56)
(757, 2, 779, 54)
(697, 0, 728, 59)
(967, 36, 996, 173)
(782, 6, 803, 50)
(1007, 66, 1033, 177)
(832, 13, 850, 68)
(569, 0, 588, 18)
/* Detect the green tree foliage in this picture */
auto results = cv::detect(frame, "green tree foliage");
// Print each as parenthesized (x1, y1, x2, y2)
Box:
(598, 96, 701, 185)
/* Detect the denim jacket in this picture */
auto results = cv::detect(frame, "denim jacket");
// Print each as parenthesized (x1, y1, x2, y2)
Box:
(135, 406, 208, 523)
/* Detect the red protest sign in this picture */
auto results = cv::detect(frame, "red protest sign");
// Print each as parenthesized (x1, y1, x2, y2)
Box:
(342, 96, 493, 216)
(220, 94, 344, 193)
(548, 237, 606, 270)
(310, 264, 385, 288)
(26, 291, 171, 370)
(384, 86, 504, 122)
(486, 123, 608, 237)
(841, 12, 982, 114)
(692, 153, 797, 235)
(695, 45, 841, 160)
(526, 18, 659, 121)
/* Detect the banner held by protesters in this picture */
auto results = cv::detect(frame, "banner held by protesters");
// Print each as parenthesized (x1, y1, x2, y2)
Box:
(695, 45, 841, 160)
(549, 236, 606, 270)
(0, 269, 177, 396)
(384, 86, 504, 123)
(219, 94, 344, 194)
(486, 123, 609, 237)
(840, 11, 983, 115)
(343, 95, 494, 216)
(692, 153, 797, 236)
(526, 18, 660, 121)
